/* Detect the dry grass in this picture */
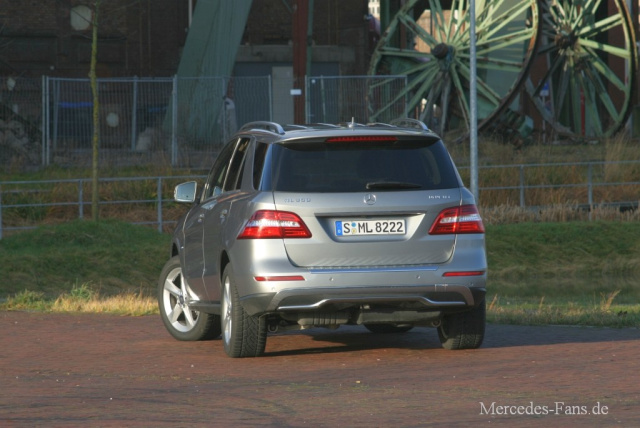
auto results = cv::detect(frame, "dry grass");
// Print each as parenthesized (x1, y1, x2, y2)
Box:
(480, 204, 640, 225)
(486, 291, 639, 328)
(453, 136, 640, 209)
(1, 283, 158, 316)
(52, 293, 157, 315)
(1, 137, 638, 228)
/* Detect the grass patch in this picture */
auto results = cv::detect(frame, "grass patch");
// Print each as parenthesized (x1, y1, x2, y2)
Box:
(486, 221, 640, 280)
(0, 219, 171, 298)
(0, 219, 639, 328)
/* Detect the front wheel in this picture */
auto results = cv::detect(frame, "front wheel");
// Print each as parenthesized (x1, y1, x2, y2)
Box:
(221, 265, 267, 358)
(437, 300, 485, 350)
(158, 256, 221, 341)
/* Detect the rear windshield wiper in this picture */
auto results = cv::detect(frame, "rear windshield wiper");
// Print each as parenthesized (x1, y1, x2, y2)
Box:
(365, 181, 422, 190)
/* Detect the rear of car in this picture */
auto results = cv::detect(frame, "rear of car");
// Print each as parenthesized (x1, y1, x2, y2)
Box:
(158, 120, 487, 357)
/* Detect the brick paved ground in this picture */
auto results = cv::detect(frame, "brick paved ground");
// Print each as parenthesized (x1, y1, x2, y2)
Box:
(0, 311, 638, 427)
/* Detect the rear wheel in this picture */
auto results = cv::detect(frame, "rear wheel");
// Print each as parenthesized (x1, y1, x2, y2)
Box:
(221, 265, 267, 358)
(158, 256, 221, 341)
(364, 324, 414, 334)
(437, 300, 485, 350)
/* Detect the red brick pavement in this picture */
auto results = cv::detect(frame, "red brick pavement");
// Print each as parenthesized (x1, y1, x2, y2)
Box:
(0, 311, 638, 427)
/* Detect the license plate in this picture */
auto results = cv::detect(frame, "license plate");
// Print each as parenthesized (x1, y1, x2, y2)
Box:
(335, 219, 406, 236)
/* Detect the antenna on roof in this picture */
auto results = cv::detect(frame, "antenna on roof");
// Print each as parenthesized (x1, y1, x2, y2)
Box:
(349, 117, 355, 129)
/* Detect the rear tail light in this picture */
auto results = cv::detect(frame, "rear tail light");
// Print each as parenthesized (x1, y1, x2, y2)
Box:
(254, 276, 305, 281)
(237, 210, 312, 239)
(429, 205, 485, 235)
(442, 271, 485, 277)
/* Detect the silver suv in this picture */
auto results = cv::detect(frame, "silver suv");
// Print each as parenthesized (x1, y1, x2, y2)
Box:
(158, 119, 487, 357)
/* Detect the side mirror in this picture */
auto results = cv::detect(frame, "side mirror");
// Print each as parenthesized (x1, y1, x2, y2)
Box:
(174, 181, 198, 203)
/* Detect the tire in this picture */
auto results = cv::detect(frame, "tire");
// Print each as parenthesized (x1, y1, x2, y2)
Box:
(437, 300, 485, 350)
(158, 256, 221, 341)
(364, 324, 414, 334)
(221, 265, 267, 358)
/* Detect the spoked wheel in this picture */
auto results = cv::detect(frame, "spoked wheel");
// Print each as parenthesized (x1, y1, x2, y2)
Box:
(158, 256, 221, 341)
(221, 265, 267, 358)
(368, 0, 540, 139)
(526, 0, 638, 138)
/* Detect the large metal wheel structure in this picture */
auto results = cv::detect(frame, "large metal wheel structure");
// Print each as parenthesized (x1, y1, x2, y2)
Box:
(369, 0, 638, 140)
(526, 0, 638, 138)
(368, 0, 540, 138)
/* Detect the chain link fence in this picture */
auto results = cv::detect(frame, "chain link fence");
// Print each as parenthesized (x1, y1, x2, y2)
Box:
(0, 75, 409, 170)
(43, 76, 273, 169)
(306, 75, 407, 124)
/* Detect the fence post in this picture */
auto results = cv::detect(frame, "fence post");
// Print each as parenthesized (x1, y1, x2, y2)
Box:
(157, 177, 163, 233)
(519, 165, 525, 208)
(0, 185, 3, 240)
(171, 75, 179, 166)
(305, 76, 310, 123)
(588, 163, 593, 221)
(41, 75, 47, 166)
(52, 79, 60, 156)
(131, 76, 138, 150)
(403, 76, 409, 113)
(268, 74, 273, 121)
(221, 77, 227, 142)
(320, 76, 326, 122)
(78, 179, 84, 219)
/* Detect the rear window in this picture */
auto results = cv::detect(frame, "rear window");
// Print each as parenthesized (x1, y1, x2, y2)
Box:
(266, 139, 459, 192)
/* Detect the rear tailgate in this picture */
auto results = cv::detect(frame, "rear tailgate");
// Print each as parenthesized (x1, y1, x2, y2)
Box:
(273, 188, 461, 268)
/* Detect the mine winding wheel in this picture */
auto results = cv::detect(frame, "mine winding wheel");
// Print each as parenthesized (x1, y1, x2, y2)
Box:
(369, 0, 638, 140)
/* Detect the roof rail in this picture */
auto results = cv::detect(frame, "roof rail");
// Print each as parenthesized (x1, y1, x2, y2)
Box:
(390, 118, 430, 131)
(305, 123, 340, 129)
(240, 121, 286, 135)
(283, 124, 309, 131)
(366, 122, 395, 127)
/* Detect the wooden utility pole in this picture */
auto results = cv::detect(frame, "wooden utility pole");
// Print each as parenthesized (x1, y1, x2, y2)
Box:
(89, 0, 101, 221)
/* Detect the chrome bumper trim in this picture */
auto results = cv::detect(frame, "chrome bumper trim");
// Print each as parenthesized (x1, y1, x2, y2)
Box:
(308, 266, 439, 274)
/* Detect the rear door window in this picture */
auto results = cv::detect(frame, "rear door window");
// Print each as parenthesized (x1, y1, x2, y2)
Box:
(202, 139, 236, 201)
(224, 138, 250, 191)
(253, 142, 269, 190)
(270, 139, 459, 192)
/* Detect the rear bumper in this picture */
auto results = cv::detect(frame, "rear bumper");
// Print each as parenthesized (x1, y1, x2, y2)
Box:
(240, 281, 486, 317)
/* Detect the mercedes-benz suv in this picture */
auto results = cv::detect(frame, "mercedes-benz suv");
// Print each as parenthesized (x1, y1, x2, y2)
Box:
(158, 119, 487, 357)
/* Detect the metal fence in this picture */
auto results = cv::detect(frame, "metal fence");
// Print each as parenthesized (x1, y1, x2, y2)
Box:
(459, 160, 640, 210)
(0, 75, 408, 170)
(1, 160, 638, 238)
(0, 77, 43, 167)
(0, 175, 205, 239)
(42, 76, 272, 168)
(306, 75, 408, 124)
